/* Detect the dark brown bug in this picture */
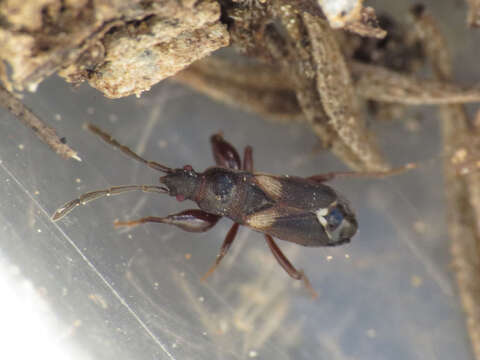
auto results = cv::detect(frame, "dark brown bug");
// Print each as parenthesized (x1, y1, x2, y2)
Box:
(52, 124, 363, 297)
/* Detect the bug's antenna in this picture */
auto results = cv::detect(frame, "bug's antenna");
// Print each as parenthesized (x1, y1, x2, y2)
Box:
(51, 185, 169, 221)
(86, 123, 173, 173)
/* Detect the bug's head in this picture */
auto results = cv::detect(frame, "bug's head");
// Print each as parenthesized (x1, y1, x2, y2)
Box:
(318, 200, 358, 246)
(159, 165, 201, 201)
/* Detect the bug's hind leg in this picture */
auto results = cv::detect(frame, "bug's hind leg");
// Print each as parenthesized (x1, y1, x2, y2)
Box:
(201, 222, 240, 281)
(264, 235, 318, 299)
(210, 133, 242, 169)
(308, 163, 416, 183)
(114, 209, 221, 233)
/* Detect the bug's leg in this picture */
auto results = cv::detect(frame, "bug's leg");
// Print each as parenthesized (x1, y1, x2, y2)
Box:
(52, 185, 168, 221)
(210, 133, 242, 169)
(201, 222, 240, 281)
(87, 123, 173, 173)
(307, 163, 417, 183)
(243, 145, 254, 171)
(114, 209, 221, 232)
(264, 234, 318, 299)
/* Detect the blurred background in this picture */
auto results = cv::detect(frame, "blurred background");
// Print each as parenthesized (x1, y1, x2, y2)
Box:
(0, 0, 478, 359)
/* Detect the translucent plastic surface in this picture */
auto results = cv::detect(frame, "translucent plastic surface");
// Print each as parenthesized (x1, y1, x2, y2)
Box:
(0, 1, 478, 359)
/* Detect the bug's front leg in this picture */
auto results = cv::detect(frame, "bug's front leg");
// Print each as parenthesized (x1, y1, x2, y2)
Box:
(264, 235, 318, 299)
(114, 209, 221, 233)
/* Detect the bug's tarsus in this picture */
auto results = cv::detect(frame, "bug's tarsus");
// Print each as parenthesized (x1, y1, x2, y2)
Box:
(86, 123, 173, 173)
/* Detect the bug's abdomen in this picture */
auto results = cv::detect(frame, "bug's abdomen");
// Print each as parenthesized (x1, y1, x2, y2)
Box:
(245, 174, 357, 246)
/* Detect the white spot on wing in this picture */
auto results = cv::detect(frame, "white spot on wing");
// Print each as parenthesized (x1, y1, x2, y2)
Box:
(315, 207, 331, 239)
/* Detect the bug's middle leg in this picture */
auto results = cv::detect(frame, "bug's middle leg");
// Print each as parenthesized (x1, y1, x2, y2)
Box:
(201, 222, 240, 281)
(114, 209, 221, 232)
(264, 234, 318, 298)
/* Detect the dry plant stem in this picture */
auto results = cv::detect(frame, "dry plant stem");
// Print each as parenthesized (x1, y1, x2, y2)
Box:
(262, 18, 376, 171)
(173, 59, 303, 122)
(443, 119, 480, 360)
(179, 57, 290, 90)
(218, 1, 480, 171)
(413, 10, 480, 238)
(412, 9, 480, 359)
(352, 62, 480, 105)
(466, 0, 480, 27)
(265, 3, 388, 171)
(0, 85, 80, 161)
(178, 56, 480, 126)
(303, 13, 388, 171)
(295, 77, 368, 170)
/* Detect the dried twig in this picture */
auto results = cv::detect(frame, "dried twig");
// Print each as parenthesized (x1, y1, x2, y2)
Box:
(264, 4, 388, 171)
(0, 85, 81, 161)
(265, 30, 370, 170)
(466, 0, 480, 27)
(411, 7, 480, 359)
(303, 13, 387, 171)
(173, 58, 303, 122)
(351, 62, 480, 105)
(177, 56, 480, 123)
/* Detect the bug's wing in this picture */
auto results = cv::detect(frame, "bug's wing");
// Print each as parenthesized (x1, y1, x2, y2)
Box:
(253, 174, 338, 211)
(245, 206, 332, 247)
(247, 174, 357, 246)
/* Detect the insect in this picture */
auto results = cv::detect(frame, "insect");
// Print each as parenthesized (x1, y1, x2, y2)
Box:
(52, 124, 361, 298)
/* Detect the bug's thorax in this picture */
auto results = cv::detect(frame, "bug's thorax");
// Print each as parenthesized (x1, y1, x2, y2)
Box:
(192, 167, 249, 218)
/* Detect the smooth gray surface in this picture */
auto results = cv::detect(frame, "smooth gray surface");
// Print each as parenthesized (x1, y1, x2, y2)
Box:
(0, 1, 478, 359)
